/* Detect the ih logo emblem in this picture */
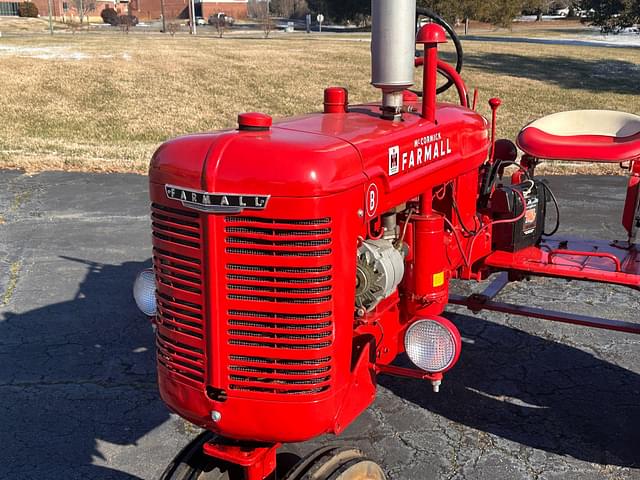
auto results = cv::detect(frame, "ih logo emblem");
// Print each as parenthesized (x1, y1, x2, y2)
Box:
(388, 146, 400, 176)
(165, 185, 269, 213)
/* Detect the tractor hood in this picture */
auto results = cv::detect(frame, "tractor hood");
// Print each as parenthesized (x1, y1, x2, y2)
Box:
(149, 125, 366, 198)
(149, 103, 489, 200)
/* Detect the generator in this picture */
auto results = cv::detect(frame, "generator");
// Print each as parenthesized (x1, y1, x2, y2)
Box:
(132, 1, 640, 478)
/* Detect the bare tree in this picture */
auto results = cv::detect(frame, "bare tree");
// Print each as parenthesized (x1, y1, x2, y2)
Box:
(272, 0, 295, 17)
(247, 0, 261, 18)
(256, 2, 273, 37)
(271, 0, 308, 17)
(119, 14, 133, 33)
(167, 21, 179, 36)
(211, 14, 228, 37)
(294, 0, 309, 16)
(73, 0, 95, 24)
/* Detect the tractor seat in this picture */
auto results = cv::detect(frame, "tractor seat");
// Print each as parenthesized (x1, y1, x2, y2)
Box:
(517, 110, 640, 163)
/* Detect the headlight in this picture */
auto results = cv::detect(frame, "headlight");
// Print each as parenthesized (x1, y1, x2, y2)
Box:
(404, 317, 461, 373)
(133, 268, 157, 316)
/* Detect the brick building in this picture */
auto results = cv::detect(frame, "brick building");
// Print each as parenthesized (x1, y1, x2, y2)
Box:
(196, 0, 247, 19)
(0, 0, 247, 21)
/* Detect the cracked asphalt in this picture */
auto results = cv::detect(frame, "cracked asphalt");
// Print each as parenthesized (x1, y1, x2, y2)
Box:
(0, 171, 638, 479)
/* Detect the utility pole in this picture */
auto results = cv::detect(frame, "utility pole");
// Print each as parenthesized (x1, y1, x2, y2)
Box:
(192, 0, 196, 34)
(188, 0, 196, 34)
(79, 0, 84, 24)
(47, 0, 53, 34)
(159, 0, 166, 32)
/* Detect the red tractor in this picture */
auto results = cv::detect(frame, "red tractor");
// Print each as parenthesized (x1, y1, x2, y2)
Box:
(132, 1, 640, 478)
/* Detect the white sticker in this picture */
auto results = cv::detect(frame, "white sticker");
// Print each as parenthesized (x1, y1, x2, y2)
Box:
(388, 146, 400, 176)
(366, 183, 379, 217)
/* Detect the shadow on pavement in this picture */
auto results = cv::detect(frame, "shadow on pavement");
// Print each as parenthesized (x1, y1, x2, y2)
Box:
(2, 255, 638, 474)
(0, 257, 164, 479)
(463, 52, 639, 95)
(380, 312, 640, 468)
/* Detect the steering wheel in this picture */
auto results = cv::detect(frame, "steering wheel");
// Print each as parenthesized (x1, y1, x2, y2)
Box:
(415, 7, 464, 96)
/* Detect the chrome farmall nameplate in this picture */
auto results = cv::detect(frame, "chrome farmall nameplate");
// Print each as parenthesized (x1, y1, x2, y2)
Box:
(165, 185, 269, 213)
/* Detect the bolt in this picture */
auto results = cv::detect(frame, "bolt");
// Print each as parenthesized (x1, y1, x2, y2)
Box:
(357, 209, 364, 218)
(431, 380, 441, 393)
(211, 410, 222, 422)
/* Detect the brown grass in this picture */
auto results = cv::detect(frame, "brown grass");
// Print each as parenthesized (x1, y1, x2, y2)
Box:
(0, 16, 69, 33)
(0, 29, 638, 174)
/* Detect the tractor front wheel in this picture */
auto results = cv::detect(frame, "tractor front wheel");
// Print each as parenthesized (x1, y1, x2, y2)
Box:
(284, 446, 386, 480)
(160, 431, 242, 480)
(161, 431, 302, 480)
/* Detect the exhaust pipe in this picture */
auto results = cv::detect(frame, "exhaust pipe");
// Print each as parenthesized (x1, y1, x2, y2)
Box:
(371, 0, 416, 120)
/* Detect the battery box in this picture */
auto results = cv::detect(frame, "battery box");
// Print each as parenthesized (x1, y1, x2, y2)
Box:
(491, 180, 547, 252)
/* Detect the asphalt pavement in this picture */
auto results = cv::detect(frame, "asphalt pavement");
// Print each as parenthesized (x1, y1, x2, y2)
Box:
(0, 171, 638, 479)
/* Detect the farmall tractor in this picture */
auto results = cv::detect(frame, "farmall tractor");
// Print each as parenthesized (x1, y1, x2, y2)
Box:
(132, 1, 640, 478)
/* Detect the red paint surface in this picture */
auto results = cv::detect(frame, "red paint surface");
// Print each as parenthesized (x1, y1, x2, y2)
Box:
(149, 101, 490, 445)
(147, 75, 640, 479)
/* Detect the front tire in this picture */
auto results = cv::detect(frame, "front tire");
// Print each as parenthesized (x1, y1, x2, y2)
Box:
(284, 446, 386, 480)
(159, 432, 241, 480)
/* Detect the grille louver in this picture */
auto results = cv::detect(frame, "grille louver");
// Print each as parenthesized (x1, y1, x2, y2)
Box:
(224, 216, 335, 396)
(151, 203, 205, 389)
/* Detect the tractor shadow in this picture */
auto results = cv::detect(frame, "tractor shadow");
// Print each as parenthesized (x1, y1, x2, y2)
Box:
(0, 257, 166, 479)
(379, 311, 640, 468)
(461, 51, 639, 95)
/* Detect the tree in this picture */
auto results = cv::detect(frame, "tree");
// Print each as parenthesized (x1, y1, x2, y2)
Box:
(253, 1, 273, 37)
(580, 0, 640, 32)
(210, 13, 230, 37)
(418, 0, 524, 27)
(522, 0, 553, 20)
(118, 14, 138, 32)
(307, 0, 330, 16)
(331, 0, 369, 23)
(17, 1, 39, 17)
(73, 0, 96, 24)
(294, 0, 309, 16)
(167, 21, 179, 36)
(272, 0, 295, 17)
(302, 0, 530, 28)
(100, 6, 118, 25)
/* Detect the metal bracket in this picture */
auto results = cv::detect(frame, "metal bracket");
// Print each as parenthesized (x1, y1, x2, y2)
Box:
(449, 272, 640, 335)
(202, 440, 280, 480)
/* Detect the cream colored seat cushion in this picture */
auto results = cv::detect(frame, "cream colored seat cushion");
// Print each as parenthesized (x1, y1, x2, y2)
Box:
(522, 110, 640, 138)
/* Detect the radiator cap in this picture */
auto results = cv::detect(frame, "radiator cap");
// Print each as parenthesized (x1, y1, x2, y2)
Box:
(238, 112, 272, 131)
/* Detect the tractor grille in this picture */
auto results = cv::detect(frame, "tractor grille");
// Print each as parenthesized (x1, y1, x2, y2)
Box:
(151, 203, 206, 389)
(223, 216, 335, 396)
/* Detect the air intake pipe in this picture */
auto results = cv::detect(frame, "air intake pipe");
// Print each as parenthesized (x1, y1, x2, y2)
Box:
(371, 0, 416, 120)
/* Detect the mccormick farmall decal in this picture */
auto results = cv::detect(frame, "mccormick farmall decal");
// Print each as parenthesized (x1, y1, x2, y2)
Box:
(388, 133, 453, 176)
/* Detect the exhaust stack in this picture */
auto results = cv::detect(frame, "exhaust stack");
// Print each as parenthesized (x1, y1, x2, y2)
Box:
(371, 0, 416, 120)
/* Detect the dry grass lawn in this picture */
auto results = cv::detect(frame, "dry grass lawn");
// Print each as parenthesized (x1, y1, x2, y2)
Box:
(0, 17, 56, 33)
(0, 30, 638, 174)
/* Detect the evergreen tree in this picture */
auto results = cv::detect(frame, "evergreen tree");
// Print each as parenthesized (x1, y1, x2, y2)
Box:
(580, 0, 640, 32)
